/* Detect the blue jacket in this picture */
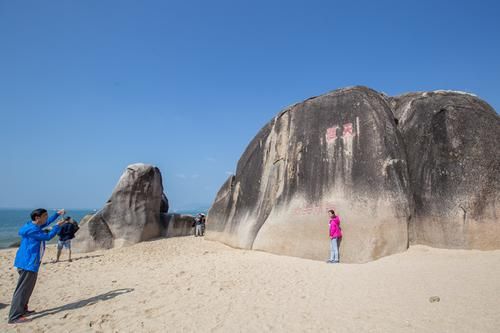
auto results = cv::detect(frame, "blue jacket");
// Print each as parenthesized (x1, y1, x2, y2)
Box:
(14, 212, 61, 272)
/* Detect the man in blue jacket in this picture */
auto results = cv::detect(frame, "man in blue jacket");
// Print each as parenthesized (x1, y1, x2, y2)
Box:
(8, 208, 66, 324)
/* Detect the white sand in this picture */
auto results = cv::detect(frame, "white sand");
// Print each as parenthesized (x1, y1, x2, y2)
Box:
(1, 236, 499, 332)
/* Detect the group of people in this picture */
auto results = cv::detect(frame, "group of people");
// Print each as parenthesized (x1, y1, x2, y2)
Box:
(7, 208, 79, 324)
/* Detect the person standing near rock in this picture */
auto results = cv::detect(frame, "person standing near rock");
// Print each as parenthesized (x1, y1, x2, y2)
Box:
(55, 216, 79, 263)
(200, 213, 206, 236)
(194, 213, 204, 237)
(327, 209, 342, 263)
(8, 208, 66, 324)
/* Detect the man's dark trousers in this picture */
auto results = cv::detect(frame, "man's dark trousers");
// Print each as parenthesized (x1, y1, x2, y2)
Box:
(8, 269, 38, 322)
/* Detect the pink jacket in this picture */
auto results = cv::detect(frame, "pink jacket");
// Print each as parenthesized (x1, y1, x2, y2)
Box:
(329, 216, 342, 238)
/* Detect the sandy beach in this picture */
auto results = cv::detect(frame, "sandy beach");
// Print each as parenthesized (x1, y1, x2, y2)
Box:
(1, 236, 499, 332)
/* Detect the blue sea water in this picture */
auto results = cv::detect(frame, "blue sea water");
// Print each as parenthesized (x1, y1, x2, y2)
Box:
(0, 208, 95, 249)
(0, 208, 208, 249)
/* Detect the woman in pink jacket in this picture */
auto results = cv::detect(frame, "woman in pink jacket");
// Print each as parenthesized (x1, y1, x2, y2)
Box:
(327, 209, 342, 263)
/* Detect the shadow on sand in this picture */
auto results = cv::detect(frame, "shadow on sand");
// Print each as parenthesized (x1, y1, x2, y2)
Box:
(30, 288, 134, 320)
(0, 303, 7, 310)
(42, 254, 104, 265)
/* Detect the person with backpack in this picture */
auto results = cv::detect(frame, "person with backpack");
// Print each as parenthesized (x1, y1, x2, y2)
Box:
(55, 216, 79, 263)
(327, 209, 342, 263)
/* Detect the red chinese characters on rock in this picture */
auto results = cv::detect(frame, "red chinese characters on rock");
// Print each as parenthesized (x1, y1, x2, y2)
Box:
(325, 126, 338, 143)
(343, 123, 353, 137)
(325, 123, 354, 143)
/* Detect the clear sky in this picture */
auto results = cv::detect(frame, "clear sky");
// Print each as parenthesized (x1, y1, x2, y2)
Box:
(1, 0, 499, 211)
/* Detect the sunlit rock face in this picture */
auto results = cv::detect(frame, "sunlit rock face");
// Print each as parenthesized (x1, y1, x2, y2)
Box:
(207, 87, 500, 262)
(391, 91, 500, 250)
(207, 87, 413, 263)
(73, 163, 167, 252)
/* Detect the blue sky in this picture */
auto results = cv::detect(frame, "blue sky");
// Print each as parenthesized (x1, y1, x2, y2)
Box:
(1, 0, 499, 211)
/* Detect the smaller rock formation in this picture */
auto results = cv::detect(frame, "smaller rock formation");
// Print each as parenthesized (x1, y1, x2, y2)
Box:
(163, 214, 195, 237)
(73, 163, 167, 252)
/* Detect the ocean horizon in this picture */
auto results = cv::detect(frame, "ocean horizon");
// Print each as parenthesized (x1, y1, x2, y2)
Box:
(0, 207, 207, 249)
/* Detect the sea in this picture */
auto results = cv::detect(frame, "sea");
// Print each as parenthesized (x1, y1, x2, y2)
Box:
(0, 208, 206, 249)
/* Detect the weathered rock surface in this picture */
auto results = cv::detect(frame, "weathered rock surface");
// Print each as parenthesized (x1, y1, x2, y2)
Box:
(78, 214, 95, 227)
(73, 163, 167, 252)
(207, 87, 499, 263)
(162, 214, 195, 237)
(391, 91, 500, 249)
(207, 86, 413, 263)
(160, 193, 169, 214)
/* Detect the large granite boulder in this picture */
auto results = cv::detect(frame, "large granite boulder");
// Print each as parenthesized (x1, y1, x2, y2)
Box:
(207, 86, 413, 263)
(391, 91, 500, 249)
(207, 86, 500, 263)
(73, 163, 168, 252)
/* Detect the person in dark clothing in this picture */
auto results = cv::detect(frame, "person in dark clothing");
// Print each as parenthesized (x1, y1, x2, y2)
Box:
(55, 217, 79, 263)
(194, 213, 206, 237)
(8, 208, 65, 324)
(200, 214, 206, 236)
(194, 214, 203, 237)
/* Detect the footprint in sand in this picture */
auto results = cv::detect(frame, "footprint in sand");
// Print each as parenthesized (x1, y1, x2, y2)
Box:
(89, 313, 114, 330)
(144, 308, 155, 318)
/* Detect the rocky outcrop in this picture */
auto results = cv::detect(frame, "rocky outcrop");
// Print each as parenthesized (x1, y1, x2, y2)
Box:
(391, 91, 500, 249)
(207, 86, 413, 263)
(73, 163, 168, 252)
(207, 87, 500, 263)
